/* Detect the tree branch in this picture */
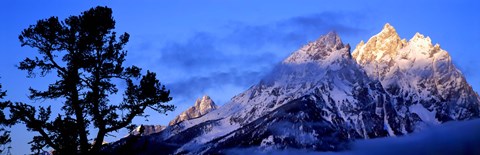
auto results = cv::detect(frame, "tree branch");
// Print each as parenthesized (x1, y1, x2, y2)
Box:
(44, 47, 67, 76)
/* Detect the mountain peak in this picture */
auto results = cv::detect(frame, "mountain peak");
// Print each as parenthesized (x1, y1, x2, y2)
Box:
(128, 125, 166, 136)
(352, 24, 480, 123)
(169, 95, 218, 126)
(381, 23, 396, 33)
(409, 32, 433, 48)
(379, 23, 400, 41)
(412, 32, 425, 39)
(376, 23, 400, 41)
(194, 95, 217, 113)
(283, 31, 350, 64)
(317, 31, 342, 47)
(352, 23, 403, 63)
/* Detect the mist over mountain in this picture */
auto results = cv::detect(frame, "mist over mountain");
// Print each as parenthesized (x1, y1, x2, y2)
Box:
(225, 119, 480, 155)
(102, 24, 480, 155)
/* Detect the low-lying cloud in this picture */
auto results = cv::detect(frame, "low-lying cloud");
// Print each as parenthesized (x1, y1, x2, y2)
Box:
(350, 119, 480, 155)
(226, 119, 480, 155)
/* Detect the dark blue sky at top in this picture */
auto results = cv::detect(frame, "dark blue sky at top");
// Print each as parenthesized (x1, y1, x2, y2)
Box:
(0, 0, 479, 154)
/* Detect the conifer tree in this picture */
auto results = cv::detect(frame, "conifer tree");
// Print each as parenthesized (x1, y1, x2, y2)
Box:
(10, 6, 174, 154)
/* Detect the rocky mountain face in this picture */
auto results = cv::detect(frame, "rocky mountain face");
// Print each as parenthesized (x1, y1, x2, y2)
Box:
(129, 125, 167, 136)
(125, 95, 218, 137)
(352, 23, 480, 123)
(169, 95, 218, 126)
(102, 24, 480, 155)
(187, 31, 407, 154)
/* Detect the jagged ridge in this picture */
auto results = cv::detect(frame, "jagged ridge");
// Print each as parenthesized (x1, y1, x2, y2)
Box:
(169, 95, 218, 126)
(352, 23, 480, 122)
(103, 24, 480, 155)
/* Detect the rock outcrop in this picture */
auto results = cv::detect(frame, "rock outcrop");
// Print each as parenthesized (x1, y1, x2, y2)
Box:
(169, 95, 218, 126)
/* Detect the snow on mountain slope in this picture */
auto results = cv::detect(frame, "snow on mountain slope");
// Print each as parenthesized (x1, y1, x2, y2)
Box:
(169, 95, 218, 126)
(105, 32, 409, 154)
(128, 125, 166, 136)
(166, 28, 479, 154)
(352, 23, 480, 123)
(102, 25, 480, 155)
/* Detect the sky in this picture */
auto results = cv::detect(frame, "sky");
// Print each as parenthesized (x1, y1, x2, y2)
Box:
(0, 0, 479, 154)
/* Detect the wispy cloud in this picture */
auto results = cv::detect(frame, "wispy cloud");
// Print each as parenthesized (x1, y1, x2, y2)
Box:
(166, 70, 263, 100)
(224, 12, 366, 49)
(130, 11, 368, 104)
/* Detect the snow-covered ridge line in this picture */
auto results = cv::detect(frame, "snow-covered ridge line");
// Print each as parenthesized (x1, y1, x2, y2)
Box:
(353, 23, 480, 122)
(169, 95, 219, 126)
(103, 24, 480, 155)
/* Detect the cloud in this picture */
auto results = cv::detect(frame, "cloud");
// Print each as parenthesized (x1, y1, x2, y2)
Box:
(133, 11, 368, 105)
(349, 119, 480, 155)
(225, 119, 480, 155)
(158, 33, 279, 72)
(225, 12, 366, 49)
(454, 60, 478, 79)
(166, 69, 263, 100)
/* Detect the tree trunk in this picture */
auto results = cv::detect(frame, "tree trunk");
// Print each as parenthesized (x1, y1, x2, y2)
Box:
(70, 68, 89, 154)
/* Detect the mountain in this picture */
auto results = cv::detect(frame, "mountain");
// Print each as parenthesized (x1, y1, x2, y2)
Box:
(123, 96, 217, 138)
(352, 23, 480, 123)
(169, 95, 218, 126)
(180, 31, 403, 154)
(102, 25, 480, 155)
(128, 125, 167, 136)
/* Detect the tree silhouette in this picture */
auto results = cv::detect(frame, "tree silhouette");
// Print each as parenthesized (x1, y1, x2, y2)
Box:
(0, 82, 12, 153)
(9, 6, 174, 154)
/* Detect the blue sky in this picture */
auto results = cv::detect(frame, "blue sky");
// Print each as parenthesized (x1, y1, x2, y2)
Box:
(0, 0, 479, 154)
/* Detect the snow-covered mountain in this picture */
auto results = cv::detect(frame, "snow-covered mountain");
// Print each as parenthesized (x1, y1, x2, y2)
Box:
(123, 96, 217, 138)
(169, 95, 218, 126)
(102, 24, 480, 155)
(181, 31, 405, 154)
(352, 23, 480, 123)
(129, 125, 166, 136)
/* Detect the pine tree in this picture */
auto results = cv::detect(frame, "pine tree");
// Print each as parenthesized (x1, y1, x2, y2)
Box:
(9, 6, 174, 154)
(0, 82, 12, 153)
